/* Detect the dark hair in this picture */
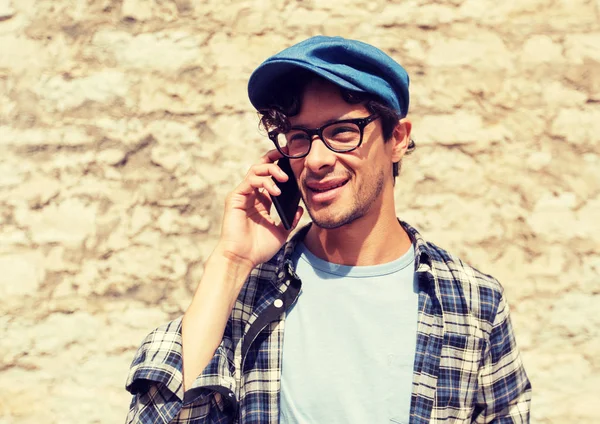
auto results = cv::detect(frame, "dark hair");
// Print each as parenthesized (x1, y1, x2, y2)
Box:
(258, 69, 415, 179)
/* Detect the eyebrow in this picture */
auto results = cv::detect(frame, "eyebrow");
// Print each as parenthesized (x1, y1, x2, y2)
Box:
(290, 115, 358, 130)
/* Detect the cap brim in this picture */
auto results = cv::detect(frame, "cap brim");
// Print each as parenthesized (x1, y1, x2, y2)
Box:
(248, 59, 366, 110)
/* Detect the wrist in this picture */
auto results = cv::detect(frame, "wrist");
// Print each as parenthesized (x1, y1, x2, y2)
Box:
(204, 246, 255, 287)
(207, 245, 256, 278)
(188, 248, 255, 311)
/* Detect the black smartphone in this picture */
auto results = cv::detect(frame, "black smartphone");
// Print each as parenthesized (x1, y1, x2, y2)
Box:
(271, 157, 301, 230)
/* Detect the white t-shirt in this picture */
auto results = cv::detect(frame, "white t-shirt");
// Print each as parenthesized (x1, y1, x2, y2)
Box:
(279, 242, 419, 424)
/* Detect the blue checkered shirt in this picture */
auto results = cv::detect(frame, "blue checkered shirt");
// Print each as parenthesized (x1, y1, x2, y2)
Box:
(125, 222, 531, 423)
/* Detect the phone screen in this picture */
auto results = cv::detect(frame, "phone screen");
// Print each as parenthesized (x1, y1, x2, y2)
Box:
(271, 158, 301, 230)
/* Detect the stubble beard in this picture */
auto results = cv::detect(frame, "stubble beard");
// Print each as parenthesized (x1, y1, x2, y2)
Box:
(304, 169, 386, 230)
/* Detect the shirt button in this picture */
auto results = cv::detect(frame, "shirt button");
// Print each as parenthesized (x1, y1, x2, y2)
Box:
(274, 299, 283, 308)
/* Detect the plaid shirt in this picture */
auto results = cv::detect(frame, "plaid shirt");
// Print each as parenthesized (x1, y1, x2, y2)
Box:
(125, 222, 531, 423)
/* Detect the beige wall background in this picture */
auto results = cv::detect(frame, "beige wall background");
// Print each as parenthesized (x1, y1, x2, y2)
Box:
(1, 0, 599, 422)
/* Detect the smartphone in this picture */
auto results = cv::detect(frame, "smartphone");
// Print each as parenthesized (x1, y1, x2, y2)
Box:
(271, 157, 301, 230)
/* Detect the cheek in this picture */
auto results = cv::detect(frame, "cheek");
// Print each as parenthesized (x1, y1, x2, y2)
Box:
(290, 161, 304, 181)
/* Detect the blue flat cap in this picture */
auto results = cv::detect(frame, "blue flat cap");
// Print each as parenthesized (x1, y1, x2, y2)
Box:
(248, 35, 410, 117)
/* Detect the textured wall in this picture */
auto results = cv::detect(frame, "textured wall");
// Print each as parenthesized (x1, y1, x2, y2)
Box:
(1, 0, 599, 422)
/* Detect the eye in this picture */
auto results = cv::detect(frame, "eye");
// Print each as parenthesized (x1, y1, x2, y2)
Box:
(287, 131, 310, 142)
(325, 123, 360, 142)
(331, 125, 358, 135)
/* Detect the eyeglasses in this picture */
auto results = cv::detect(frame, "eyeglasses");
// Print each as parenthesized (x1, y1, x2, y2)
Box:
(268, 114, 380, 159)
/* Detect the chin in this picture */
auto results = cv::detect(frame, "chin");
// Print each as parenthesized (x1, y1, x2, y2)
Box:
(307, 208, 364, 230)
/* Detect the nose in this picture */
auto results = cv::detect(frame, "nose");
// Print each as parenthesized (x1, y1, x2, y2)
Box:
(303, 135, 337, 173)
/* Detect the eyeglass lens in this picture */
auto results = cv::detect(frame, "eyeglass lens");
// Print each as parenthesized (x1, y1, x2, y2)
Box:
(275, 122, 362, 157)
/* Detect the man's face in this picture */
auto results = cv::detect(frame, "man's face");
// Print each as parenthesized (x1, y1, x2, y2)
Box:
(288, 80, 406, 229)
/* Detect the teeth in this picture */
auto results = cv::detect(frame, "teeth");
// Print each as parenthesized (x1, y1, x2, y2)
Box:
(314, 182, 345, 192)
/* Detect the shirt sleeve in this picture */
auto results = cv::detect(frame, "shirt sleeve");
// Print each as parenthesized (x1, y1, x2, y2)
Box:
(474, 293, 532, 423)
(124, 317, 237, 423)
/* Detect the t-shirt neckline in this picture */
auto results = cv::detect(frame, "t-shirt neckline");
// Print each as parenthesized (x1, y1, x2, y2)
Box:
(295, 242, 415, 278)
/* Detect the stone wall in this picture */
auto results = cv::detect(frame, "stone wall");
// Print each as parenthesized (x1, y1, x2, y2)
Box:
(1, 0, 599, 422)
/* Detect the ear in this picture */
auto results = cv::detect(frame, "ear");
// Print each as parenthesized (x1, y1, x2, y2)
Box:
(391, 118, 412, 163)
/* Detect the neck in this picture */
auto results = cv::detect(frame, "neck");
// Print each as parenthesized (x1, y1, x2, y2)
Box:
(303, 200, 412, 266)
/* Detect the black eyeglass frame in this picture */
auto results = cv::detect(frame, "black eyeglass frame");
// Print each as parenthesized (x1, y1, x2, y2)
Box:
(268, 114, 380, 159)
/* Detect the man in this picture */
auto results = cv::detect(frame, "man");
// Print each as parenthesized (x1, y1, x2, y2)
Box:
(125, 36, 531, 423)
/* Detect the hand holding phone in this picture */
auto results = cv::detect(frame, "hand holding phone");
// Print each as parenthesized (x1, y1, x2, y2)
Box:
(215, 150, 303, 272)
(271, 157, 301, 230)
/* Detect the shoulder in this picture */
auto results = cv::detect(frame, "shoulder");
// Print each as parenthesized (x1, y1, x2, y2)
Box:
(404, 222, 505, 332)
(428, 239, 503, 298)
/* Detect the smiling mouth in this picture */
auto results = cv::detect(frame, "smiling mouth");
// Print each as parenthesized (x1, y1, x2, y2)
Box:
(308, 180, 349, 193)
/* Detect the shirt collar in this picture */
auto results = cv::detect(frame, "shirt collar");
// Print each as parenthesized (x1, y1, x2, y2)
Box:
(264, 220, 438, 309)
(264, 224, 311, 290)
(275, 221, 434, 277)
(399, 220, 433, 273)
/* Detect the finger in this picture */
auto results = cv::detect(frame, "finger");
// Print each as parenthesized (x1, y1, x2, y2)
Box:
(227, 184, 273, 216)
(256, 189, 273, 212)
(240, 174, 282, 197)
(258, 149, 284, 164)
(248, 163, 289, 182)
